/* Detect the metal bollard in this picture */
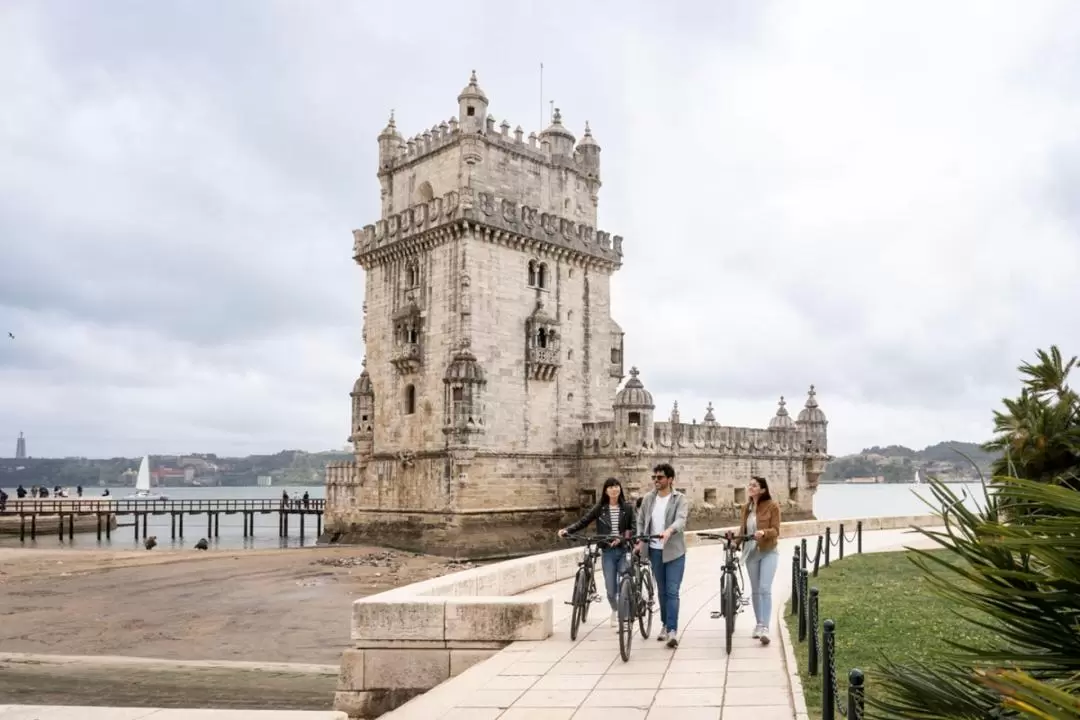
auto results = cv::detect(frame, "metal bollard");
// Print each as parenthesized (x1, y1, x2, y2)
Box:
(857, 520, 863, 554)
(822, 619, 836, 720)
(839, 523, 845, 560)
(849, 668, 865, 719)
(801, 537, 808, 570)
(824, 526, 831, 566)
(791, 548, 800, 616)
(798, 568, 809, 642)
(813, 535, 823, 577)
(808, 587, 819, 676)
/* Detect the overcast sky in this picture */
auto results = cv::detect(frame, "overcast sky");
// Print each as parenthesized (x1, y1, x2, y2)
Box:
(2, 1, 1078, 459)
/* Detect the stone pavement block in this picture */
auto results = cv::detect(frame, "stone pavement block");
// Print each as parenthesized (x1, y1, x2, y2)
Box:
(719, 707, 793, 720)
(513, 688, 590, 707)
(501, 709, 575, 719)
(644, 709, 720, 720)
(658, 671, 726, 688)
(582, 689, 656, 707)
(531, 673, 600, 690)
(0, 709, 347, 720)
(653, 688, 725, 706)
(575, 709, 648, 720)
(595, 673, 662, 689)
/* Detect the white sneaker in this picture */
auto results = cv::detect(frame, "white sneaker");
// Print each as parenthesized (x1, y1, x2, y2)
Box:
(657, 628, 669, 642)
(610, 611, 617, 628)
(759, 627, 771, 645)
(751, 625, 762, 639)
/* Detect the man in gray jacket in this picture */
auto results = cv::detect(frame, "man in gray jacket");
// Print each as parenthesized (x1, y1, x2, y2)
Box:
(635, 462, 689, 648)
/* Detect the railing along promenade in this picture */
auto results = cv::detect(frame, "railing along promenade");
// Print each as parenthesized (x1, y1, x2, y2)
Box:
(0, 497, 325, 542)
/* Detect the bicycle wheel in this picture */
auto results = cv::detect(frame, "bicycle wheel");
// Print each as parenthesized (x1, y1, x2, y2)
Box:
(723, 572, 736, 655)
(580, 565, 595, 623)
(617, 574, 634, 662)
(637, 569, 654, 639)
(570, 567, 587, 641)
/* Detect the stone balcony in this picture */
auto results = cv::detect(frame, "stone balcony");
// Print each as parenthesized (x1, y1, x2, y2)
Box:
(527, 346, 560, 381)
(391, 343, 422, 375)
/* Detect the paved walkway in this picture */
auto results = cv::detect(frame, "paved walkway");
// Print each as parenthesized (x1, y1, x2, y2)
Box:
(384, 527, 939, 720)
(0, 708, 345, 719)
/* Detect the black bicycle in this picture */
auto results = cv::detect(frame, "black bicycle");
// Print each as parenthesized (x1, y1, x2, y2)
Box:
(563, 535, 607, 640)
(699, 531, 753, 654)
(616, 534, 663, 661)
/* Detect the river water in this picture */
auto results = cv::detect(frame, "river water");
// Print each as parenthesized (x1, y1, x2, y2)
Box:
(1, 481, 985, 551)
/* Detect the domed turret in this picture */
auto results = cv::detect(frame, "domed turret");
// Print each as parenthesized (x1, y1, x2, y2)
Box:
(540, 107, 576, 156)
(349, 360, 375, 456)
(796, 385, 828, 425)
(457, 70, 489, 133)
(768, 396, 795, 430)
(614, 366, 654, 410)
(703, 402, 717, 425)
(576, 121, 601, 181)
(377, 111, 402, 171)
(443, 342, 487, 444)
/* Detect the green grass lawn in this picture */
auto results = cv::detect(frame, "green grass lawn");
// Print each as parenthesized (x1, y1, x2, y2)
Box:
(784, 549, 999, 720)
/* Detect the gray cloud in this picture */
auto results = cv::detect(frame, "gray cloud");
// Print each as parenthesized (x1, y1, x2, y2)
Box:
(2, 0, 1079, 458)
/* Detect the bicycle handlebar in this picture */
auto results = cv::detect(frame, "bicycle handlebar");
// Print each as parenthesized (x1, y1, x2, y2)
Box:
(698, 532, 755, 543)
(563, 534, 618, 544)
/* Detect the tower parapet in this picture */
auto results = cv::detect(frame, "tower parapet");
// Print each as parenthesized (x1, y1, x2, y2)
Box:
(352, 185, 623, 270)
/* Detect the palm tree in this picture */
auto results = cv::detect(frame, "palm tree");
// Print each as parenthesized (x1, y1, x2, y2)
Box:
(869, 347, 1080, 719)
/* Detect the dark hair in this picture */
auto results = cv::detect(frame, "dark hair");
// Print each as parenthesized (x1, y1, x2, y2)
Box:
(652, 463, 675, 480)
(750, 475, 772, 503)
(601, 477, 627, 505)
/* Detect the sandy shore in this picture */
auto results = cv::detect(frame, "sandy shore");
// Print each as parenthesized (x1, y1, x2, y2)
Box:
(0, 545, 475, 665)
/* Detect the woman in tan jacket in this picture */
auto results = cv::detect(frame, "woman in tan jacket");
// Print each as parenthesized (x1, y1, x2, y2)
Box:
(738, 475, 782, 645)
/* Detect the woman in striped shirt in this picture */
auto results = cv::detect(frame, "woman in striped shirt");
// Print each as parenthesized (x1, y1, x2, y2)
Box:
(558, 477, 636, 628)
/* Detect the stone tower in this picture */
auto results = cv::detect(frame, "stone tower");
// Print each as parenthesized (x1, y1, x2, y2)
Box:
(326, 72, 627, 556)
(15, 431, 26, 459)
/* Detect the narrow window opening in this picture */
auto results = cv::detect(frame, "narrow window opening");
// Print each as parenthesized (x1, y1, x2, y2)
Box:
(704, 488, 717, 504)
(404, 385, 416, 415)
(628, 412, 641, 426)
(467, 106, 476, 117)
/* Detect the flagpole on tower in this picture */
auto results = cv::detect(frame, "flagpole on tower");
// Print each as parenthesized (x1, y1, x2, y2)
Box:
(539, 62, 544, 130)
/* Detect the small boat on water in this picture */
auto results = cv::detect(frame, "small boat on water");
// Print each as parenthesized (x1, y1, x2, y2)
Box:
(125, 455, 169, 501)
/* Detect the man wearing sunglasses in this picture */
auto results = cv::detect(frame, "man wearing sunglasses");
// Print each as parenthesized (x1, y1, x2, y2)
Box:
(635, 462, 689, 648)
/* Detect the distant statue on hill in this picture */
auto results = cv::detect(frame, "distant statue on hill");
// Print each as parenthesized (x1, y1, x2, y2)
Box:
(194, 538, 209, 551)
(144, 535, 157, 550)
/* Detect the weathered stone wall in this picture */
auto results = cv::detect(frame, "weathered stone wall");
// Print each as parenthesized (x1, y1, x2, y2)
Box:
(325, 453, 585, 558)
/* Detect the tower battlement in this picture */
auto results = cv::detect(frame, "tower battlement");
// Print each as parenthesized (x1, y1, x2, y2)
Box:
(352, 186, 623, 269)
(375, 71, 602, 228)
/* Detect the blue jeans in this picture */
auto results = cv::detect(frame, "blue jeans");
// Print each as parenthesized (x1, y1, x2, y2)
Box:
(601, 547, 627, 611)
(648, 549, 686, 633)
(744, 549, 780, 627)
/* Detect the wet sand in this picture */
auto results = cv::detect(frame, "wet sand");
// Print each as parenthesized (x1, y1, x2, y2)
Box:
(0, 545, 475, 709)
(0, 545, 468, 663)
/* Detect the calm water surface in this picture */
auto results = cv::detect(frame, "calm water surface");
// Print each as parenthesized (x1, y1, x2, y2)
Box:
(3, 482, 984, 551)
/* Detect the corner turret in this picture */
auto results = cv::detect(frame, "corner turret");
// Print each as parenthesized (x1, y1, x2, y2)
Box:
(457, 70, 489, 134)
(443, 341, 487, 446)
(768, 396, 795, 430)
(576, 121, 602, 201)
(377, 111, 402, 172)
(613, 367, 655, 449)
(796, 385, 828, 451)
(349, 359, 375, 458)
(540, 107, 576, 157)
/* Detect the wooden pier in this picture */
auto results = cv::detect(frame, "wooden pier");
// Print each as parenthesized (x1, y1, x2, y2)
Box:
(0, 498, 325, 543)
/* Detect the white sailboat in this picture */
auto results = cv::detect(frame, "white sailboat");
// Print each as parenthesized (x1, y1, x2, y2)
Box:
(126, 455, 168, 500)
(913, 467, 922, 485)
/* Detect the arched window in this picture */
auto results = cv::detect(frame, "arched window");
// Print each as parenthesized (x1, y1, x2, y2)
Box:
(405, 262, 419, 288)
(537, 328, 547, 349)
(527, 260, 537, 287)
(537, 263, 548, 289)
(416, 181, 434, 203)
(404, 385, 416, 415)
(628, 412, 641, 427)
(407, 323, 418, 344)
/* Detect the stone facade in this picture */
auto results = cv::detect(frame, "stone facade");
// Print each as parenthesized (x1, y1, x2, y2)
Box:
(324, 72, 830, 558)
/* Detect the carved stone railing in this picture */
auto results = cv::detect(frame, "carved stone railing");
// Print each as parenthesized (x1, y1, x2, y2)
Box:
(527, 346, 560, 381)
(391, 343, 422, 374)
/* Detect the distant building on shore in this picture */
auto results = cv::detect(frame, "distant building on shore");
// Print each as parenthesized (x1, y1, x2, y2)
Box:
(15, 432, 26, 459)
(257, 475, 273, 487)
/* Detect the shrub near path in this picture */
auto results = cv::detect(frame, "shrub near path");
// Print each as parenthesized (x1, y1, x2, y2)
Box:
(784, 549, 998, 720)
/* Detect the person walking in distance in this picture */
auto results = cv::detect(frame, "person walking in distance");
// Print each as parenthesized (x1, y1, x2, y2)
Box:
(739, 475, 782, 644)
(558, 478, 636, 628)
(636, 463, 689, 648)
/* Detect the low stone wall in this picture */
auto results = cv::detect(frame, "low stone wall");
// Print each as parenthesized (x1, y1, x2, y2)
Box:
(335, 513, 940, 719)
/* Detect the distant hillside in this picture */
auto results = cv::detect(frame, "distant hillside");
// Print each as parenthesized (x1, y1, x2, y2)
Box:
(821, 441, 998, 484)
(0, 450, 353, 488)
